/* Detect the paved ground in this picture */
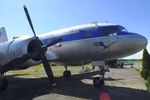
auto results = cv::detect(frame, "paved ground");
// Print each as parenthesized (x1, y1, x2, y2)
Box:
(106, 68, 147, 90)
(0, 66, 150, 100)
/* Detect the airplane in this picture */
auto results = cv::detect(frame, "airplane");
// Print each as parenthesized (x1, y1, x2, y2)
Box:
(0, 5, 148, 90)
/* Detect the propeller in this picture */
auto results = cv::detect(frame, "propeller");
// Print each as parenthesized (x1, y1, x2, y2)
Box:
(23, 5, 58, 86)
(24, 5, 62, 47)
(23, 5, 37, 38)
(0, 5, 62, 86)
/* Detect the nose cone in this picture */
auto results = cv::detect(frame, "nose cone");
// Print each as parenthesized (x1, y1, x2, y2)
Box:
(117, 33, 148, 58)
(136, 35, 148, 50)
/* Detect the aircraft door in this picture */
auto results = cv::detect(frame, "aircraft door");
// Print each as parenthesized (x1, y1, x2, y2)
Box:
(100, 26, 119, 56)
(107, 31, 118, 56)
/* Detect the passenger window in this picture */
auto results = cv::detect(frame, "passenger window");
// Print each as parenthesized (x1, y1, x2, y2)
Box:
(85, 30, 92, 37)
(82, 28, 93, 37)
(79, 30, 85, 34)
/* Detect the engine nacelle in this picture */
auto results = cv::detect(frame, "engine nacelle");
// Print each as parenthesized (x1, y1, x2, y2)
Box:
(8, 36, 41, 69)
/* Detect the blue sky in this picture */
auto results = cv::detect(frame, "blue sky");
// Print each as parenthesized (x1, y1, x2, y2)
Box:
(0, 0, 150, 59)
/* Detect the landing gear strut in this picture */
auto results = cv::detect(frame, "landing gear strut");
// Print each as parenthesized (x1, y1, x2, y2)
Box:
(63, 66, 71, 77)
(93, 66, 105, 87)
(0, 74, 8, 90)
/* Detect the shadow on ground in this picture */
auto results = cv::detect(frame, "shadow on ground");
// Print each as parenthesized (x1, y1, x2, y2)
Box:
(0, 71, 150, 100)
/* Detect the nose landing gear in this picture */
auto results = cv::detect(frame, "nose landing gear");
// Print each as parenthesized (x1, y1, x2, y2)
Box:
(93, 66, 105, 87)
(63, 66, 71, 77)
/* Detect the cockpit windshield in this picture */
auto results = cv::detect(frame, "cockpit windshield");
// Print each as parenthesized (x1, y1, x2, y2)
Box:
(100, 25, 128, 36)
(118, 25, 128, 32)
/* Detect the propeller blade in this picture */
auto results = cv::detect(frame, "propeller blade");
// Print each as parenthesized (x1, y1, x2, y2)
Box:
(41, 55, 56, 86)
(46, 37, 63, 47)
(23, 5, 37, 38)
(0, 53, 31, 74)
(23, 5, 56, 86)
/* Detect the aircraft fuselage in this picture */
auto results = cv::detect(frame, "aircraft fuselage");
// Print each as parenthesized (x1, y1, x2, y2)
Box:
(0, 23, 147, 68)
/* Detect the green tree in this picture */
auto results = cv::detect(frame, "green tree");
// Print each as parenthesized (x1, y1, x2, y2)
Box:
(142, 49, 150, 70)
(141, 48, 150, 79)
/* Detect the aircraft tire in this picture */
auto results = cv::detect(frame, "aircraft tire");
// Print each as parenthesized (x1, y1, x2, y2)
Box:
(63, 70, 71, 77)
(93, 77, 104, 87)
(0, 78, 8, 90)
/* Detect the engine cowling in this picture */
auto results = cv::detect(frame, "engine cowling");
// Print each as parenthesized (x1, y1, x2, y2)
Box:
(8, 36, 42, 69)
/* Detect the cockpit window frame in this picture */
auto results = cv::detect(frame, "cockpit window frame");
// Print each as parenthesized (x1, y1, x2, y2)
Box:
(100, 25, 128, 36)
(117, 25, 128, 32)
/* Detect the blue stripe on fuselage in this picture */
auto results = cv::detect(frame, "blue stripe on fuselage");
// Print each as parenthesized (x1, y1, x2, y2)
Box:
(42, 28, 138, 45)
(42, 28, 100, 45)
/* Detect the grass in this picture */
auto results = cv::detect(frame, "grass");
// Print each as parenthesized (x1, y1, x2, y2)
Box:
(146, 77, 150, 92)
(6, 64, 93, 78)
(146, 83, 150, 92)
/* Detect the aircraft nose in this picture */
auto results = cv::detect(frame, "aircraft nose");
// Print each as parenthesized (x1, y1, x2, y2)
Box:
(117, 33, 148, 57)
(136, 34, 148, 50)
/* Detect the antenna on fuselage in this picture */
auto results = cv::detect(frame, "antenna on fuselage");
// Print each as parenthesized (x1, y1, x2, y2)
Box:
(91, 22, 98, 26)
(105, 21, 108, 23)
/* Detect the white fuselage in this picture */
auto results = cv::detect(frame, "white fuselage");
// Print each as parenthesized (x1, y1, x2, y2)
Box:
(0, 23, 147, 68)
